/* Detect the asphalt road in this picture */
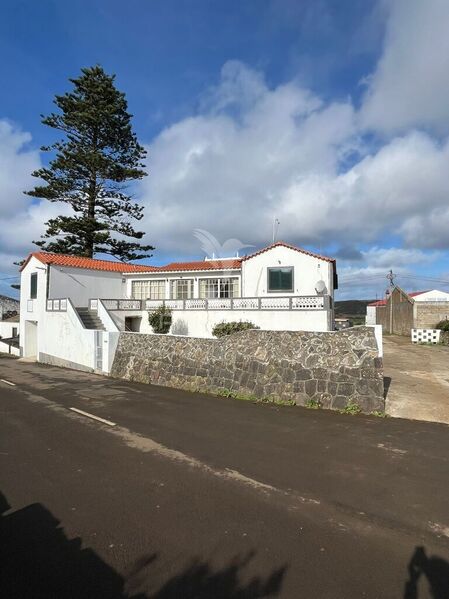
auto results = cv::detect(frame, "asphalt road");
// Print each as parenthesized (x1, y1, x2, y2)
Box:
(1, 356, 448, 598)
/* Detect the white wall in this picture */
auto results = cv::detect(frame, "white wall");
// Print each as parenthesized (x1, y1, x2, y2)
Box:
(0, 321, 19, 339)
(241, 246, 333, 298)
(412, 289, 449, 302)
(115, 307, 330, 338)
(49, 266, 125, 307)
(20, 256, 48, 358)
(365, 306, 377, 325)
(0, 340, 20, 356)
(38, 302, 96, 370)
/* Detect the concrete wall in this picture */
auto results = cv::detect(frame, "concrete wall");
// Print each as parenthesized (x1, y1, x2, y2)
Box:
(49, 266, 124, 307)
(113, 307, 331, 337)
(0, 321, 19, 339)
(111, 327, 384, 414)
(365, 306, 377, 325)
(414, 303, 449, 329)
(0, 340, 20, 356)
(241, 245, 333, 298)
(20, 256, 48, 357)
(38, 302, 96, 371)
(376, 288, 413, 336)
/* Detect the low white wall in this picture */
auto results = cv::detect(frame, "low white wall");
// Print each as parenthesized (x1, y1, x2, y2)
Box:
(0, 340, 20, 356)
(39, 304, 96, 371)
(116, 308, 330, 337)
(365, 306, 377, 325)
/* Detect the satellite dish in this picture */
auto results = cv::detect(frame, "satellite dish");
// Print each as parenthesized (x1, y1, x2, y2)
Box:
(315, 280, 326, 294)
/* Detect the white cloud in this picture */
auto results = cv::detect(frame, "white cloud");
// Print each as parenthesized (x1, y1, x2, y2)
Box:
(360, 0, 449, 134)
(0, 120, 40, 218)
(139, 62, 449, 260)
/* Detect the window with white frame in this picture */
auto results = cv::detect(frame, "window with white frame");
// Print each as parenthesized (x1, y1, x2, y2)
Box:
(170, 279, 194, 299)
(131, 280, 166, 300)
(199, 277, 239, 298)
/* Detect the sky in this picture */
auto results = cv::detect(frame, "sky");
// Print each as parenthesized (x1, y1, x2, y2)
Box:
(1, 0, 449, 300)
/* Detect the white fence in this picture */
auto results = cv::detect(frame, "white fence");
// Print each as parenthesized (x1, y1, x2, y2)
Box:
(411, 328, 441, 344)
(90, 295, 328, 312)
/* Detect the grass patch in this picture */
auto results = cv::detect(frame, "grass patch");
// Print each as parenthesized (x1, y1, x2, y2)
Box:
(305, 398, 322, 410)
(339, 400, 362, 415)
(371, 410, 389, 418)
(215, 388, 295, 407)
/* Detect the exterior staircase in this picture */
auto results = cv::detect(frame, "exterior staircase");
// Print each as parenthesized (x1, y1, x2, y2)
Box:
(76, 307, 105, 330)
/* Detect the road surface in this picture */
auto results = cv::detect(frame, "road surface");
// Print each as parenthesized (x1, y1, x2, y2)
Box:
(0, 356, 448, 598)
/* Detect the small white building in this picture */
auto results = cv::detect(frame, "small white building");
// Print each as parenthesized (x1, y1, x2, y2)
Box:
(19, 242, 338, 372)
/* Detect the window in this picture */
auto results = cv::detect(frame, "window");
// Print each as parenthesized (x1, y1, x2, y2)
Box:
(199, 277, 239, 298)
(170, 279, 194, 300)
(268, 267, 293, 292)
(30, 272, 38, 299)
(131, 280, 166, 300)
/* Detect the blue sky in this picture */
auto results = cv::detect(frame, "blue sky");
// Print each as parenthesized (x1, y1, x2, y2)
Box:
(1, 0, 449, 299)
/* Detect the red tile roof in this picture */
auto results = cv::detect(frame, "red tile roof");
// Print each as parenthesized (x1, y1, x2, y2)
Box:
(21, 252, 157, 273)
(368, 299, 387, 307)
(241, 241, 335, 263)
(154, 258, 242, 272)
(368, 291, 429, 307)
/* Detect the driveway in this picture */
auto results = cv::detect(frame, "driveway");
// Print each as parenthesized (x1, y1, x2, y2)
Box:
(1, 356, 449, 598)
(384, 336, 449, 424)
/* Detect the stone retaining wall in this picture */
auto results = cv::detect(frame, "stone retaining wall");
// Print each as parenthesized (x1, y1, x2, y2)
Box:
(110, 327, 384, 413)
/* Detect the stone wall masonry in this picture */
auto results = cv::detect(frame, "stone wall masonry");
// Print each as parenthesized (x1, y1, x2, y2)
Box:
(111, 327, 384, 414)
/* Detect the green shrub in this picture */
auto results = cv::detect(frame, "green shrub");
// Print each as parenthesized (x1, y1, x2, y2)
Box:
(212, 321, 260, 338)
(148, 305, 172, 334)
(435, 320, 449, 332)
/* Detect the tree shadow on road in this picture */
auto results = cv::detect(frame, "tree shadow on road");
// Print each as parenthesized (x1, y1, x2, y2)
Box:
(404, 546, 449, 599)
(0, 491, 286, 598)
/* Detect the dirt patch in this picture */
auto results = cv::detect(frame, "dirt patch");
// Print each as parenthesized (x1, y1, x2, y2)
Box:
(384, 336, 449, 424)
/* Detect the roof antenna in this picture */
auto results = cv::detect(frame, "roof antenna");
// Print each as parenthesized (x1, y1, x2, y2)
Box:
(272, 217, 280, 243)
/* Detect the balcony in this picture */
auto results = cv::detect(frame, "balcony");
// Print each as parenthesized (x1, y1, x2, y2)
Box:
(89, 295, 330, 312)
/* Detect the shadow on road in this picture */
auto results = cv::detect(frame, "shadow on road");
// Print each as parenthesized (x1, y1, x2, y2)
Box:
(404, 546, 449, 599)
(0, 491, 286, 598)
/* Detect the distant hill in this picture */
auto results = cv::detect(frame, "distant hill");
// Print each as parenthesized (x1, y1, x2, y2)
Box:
(334, 300, 374, 317)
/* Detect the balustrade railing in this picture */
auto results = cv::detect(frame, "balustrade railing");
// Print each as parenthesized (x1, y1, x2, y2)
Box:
(88, 295, 328, 312)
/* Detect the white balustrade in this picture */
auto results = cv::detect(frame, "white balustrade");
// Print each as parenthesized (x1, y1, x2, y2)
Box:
(165, 300, 184, 310)
(93, 295, 328, 312)
(291, 296, 324, 309)
(233, 298, 259, 310)
(185, 299, 207, 310)
(208, 298, 232, 310)
(261, 297, 290, 309)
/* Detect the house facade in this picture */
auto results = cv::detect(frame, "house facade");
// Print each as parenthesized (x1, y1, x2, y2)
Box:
(19, 242, 337, 372)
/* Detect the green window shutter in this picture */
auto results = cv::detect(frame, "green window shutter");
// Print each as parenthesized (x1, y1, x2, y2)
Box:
(268, 268, 293, 291)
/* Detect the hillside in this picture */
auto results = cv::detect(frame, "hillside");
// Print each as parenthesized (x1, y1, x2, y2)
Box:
(334, 300, 374, 317)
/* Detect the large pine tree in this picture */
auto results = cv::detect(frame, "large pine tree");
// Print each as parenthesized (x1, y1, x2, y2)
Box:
(26, 65, 153, 261)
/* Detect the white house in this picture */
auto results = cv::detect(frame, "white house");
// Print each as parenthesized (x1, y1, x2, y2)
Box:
(19, 242, 338, 372)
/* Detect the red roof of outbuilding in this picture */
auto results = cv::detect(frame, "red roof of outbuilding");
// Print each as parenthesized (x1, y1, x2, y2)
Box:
(20, 252, 157, 273)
